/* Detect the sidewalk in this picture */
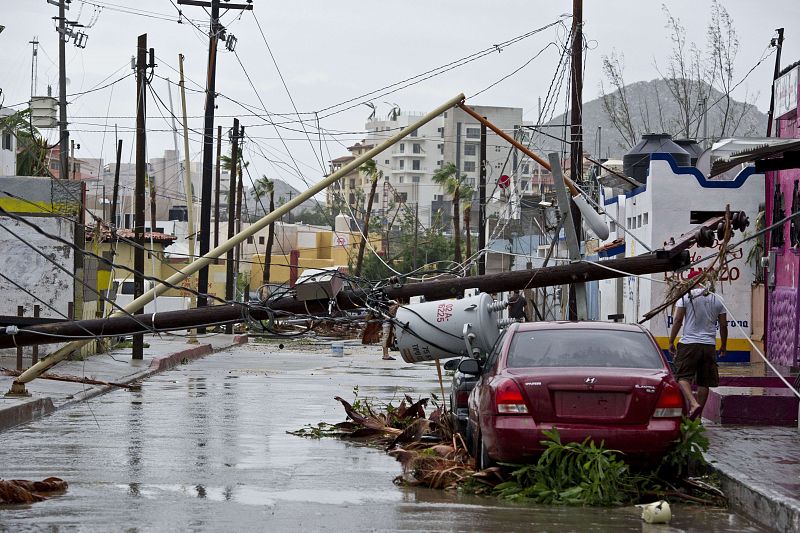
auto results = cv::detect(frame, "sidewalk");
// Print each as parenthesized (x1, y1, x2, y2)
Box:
(0, 333, 247, 432)
(705, 423, 800, 532)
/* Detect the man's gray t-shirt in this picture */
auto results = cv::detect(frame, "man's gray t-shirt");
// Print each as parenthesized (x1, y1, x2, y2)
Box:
(676, 288, 725, 345)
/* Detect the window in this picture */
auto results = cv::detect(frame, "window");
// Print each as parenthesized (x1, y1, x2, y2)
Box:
(521, 164, 530, 174)
(399, 143, 405, 153)
(507, 329, 663, 369)
(609, 221, 617, 233)
(437, 160, 443, 167)
(384, 159, 390, 165)
(399, 192, 408, 202)
(434, 194, 443, 201)
(246, 236, 254, 244)
(349, 178, 355, 188)
(521, 180, 529, 191)
(399, 160, 405, 169)
(412, 176, 420, 183)
(637, 215, 642, 228)
(643, 212, 649, 225)
(464, 161, 476, 172)
(259, 236, 265, 245)
(465, 127, 480, 139)
(398, 176, 404, 184)
(410, 129, 418, 137)
(464, 143, 477, 156)
(412, 160, 421, 170)
(412, 143, 421, 154)
(1, 132, 11, 151)
(50, 160, 60, 170)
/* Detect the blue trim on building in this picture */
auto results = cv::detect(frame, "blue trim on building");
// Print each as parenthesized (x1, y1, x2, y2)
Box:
(603, 153, 758, 206)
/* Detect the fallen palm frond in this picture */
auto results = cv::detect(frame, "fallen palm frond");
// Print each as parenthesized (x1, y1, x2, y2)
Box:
(289, 390, 725, 507)
(0, 477, 68, 504)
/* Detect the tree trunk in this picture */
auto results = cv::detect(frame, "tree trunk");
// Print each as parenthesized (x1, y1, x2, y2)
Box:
(262, 189, 275, 284)
(453, 185, 462, 264)
(355, 177, 378, 277)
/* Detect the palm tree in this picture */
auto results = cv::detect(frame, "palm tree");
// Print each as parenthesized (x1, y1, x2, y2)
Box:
(354, 159, 381, 277)
(460, 185, 475, 268)
(1, 109, 50, 177)
(252, 175, 276, 284)
(432, 163, 466, 263)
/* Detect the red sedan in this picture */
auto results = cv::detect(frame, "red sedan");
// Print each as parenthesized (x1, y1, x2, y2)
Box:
(463, 321, 687, 469)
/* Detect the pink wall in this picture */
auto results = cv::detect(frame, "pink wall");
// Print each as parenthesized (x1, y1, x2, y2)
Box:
(766, 72, 800, 367)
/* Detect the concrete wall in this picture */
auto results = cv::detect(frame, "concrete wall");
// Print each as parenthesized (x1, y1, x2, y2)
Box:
(0, 215, 74, 319)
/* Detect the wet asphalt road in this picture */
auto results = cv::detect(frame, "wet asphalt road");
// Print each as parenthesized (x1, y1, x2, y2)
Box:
(0, 340, 766, 532)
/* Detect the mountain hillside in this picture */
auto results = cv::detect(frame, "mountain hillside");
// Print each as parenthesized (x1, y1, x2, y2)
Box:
(537, 78, 768, 159)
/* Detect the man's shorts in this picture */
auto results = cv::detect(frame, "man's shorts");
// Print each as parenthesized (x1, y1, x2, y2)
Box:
(674, 343, 719, 387)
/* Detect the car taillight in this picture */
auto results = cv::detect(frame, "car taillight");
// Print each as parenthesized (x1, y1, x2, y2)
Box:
(653, 382, 684, 418)
(456, 390, 470, 405)
(495, 379, 528, 414)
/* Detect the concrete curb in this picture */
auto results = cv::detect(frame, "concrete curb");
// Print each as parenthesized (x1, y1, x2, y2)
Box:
(0, 335, 249, 432)
(0, 397, 55, 431)
(713, 463, 800, 532)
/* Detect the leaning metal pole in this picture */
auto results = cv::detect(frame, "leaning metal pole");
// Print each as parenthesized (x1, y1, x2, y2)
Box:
(7, 93, 466, 393)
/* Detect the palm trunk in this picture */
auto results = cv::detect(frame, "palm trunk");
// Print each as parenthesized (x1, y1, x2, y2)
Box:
(453, 185, 462, 264)
(355, 177, 378, 277)
(262, 189, 275, 284)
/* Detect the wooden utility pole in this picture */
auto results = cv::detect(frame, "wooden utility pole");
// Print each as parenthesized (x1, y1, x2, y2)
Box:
(412, 201, 419, 271)
(214, 124, 222, 248)
(766, 28, 785, 138)
(262, 183, 275, 284)
(57, 0, 68, 180)
(133, 34, 148, 360)
(177, 0, 253, 313)
(478, 121, 487, 275)
(225, 119, 239, 334)
(568, 0, 584, 321)
(234, 126, 245, 292)
(355, 173, 378, 277)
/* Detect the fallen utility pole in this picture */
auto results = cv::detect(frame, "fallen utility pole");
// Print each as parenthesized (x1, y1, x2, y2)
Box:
(5, 93, 467, 394)
(0, 249, 689, 349)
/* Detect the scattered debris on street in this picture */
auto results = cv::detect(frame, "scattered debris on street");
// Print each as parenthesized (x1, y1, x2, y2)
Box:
(0, 477, 68, 504)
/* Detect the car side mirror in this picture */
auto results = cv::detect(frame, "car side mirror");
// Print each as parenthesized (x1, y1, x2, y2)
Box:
(458, 358, 481, 376)
(443, 358, 460, 371)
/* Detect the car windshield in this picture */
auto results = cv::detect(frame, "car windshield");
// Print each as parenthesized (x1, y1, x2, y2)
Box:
(507, 328, 663, 369)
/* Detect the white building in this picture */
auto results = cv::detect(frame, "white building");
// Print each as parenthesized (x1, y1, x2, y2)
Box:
(335, 106, 547, 228)
(0, 108, 17, 176)
(597, 153, 762, 363)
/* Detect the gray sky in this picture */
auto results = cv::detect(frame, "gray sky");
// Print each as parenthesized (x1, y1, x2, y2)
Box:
(1, 0, 798, 194)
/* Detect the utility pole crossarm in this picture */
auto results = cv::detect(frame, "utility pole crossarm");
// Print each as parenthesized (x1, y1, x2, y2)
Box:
(177, 0, 253, 9)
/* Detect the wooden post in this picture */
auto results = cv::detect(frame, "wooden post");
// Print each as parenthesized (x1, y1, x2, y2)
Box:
(16, 306, 24, 370)
(32, 305, 40, 365)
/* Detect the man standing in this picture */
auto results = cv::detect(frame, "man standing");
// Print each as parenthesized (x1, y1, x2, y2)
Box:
(668, 276, 727, 420)
(508, 290, 527, 322)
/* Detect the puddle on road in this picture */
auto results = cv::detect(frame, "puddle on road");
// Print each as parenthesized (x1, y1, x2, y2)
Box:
(119, 483, 401, 507)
